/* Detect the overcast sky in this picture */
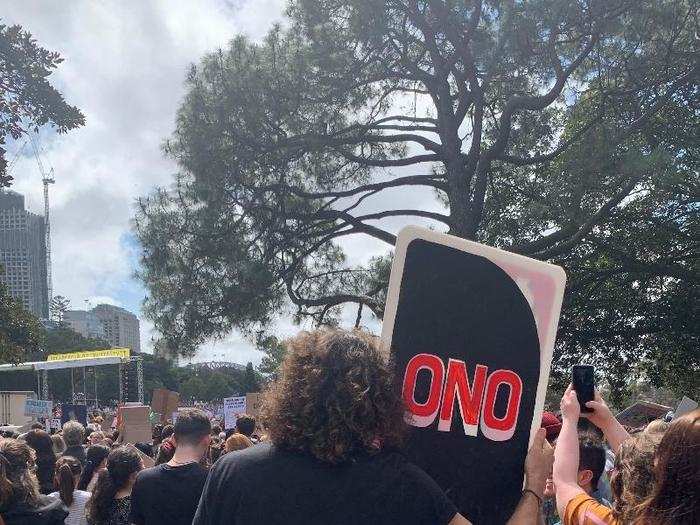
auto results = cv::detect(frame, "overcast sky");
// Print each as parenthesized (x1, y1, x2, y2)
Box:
(3, 0, 445, 365)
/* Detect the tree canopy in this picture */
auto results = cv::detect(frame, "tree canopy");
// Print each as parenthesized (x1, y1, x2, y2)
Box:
(135, 0, 698, 397)
(0, 22, 84, 186)
(0, 281, 43, 364)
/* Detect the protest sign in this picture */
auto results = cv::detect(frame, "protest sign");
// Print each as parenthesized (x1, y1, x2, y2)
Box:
(223, 396, 246, 430)
(50, 418, 61, 430)
(24, 399, 53, 417)
(119, 405, 152, 444)
(381, 226, 566, 523)
(246, 393, 262, 419)
(674, 396, 698, 419)
(151, 388, 180, 422)
(60, 404, 88, 426)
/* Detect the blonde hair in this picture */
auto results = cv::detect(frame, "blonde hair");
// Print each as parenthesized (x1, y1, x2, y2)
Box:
(224, 433, 253, 453)
(610, 432, 660, 522)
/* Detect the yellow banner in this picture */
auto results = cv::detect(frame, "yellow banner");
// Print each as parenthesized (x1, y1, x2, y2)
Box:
(47, 348, 131, 362)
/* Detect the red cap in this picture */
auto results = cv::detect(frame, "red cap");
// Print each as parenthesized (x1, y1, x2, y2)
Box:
(541, 411, 561, 441)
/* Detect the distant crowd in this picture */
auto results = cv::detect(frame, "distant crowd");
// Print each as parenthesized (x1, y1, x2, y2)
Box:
(1, 329, 698, 525)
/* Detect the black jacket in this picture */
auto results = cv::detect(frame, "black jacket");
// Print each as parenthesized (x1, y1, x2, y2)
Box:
(1, 495, 68, 525)
(62, 445, 86, 466)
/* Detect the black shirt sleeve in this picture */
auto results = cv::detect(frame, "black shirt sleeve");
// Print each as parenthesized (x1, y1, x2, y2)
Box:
(128, 474, 145, 525)
(193, 456, 240, 525)
(402, 463, 459, 525)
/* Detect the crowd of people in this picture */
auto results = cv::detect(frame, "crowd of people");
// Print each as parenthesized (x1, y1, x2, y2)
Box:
(0, 329, 697, 524)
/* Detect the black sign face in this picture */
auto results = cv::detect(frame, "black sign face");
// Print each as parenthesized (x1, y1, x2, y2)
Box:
(382, 228, 565, 524)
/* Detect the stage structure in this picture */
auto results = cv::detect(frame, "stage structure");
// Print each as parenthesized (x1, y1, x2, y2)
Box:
(0, 348, 142, 405)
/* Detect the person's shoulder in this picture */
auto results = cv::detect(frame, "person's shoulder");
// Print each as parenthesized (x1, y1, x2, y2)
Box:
(214, 443, 276, 471)
(134, 463, 167, 481)
(563, 493, 617, 525)
(36, 495, 69, 521)
(75, 490, 91, 500)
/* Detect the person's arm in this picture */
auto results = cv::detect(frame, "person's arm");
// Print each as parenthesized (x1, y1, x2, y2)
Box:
(553, 386, 585, 519)
(505, 427, 553, 525)
(583, 390, 630, 454)
(128, 475, 144, 525)
(449, 427, 554, 525)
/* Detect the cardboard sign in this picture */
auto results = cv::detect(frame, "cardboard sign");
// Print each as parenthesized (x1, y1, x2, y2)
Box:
(24, 399, 53, 417)
(223, 396, 246, 430)
(245, 393, 262, 419)
(381, 227, 566, 523)
(60, 405, 88, 427)
(119, 405, 152, 444)
(151, 388, 180, 422)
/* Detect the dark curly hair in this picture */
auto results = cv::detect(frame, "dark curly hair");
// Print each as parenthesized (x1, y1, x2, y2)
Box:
(77, 444, 110, 491)
(262, 328, 406, 464)
(86, 446, 142, 524)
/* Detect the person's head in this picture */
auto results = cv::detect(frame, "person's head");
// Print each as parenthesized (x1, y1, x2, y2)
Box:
(541, 411, 561, 444)
(62, 421, 85, 447)
(609, 432, 660, 522)
(77, 444, 110, 491)
(51, 434, 66, 455)
(224, 433, 253, 453)
(151, 423, 164, 443)
(173, 408, 211, 453)
(161, 424, 174, 439)
(235, 415, 255, 438)
(87, 446, 142, 524)
(24, 429, 56, 463)
(30, 423, 44, 430)
(636, 409, 700, 525)
(263, 329, 405, 464)
(53, 456, 82, 506)
(211, 425, 222, 436)
(88, 430, 105, 446)
(577, 433, 606, 494)
(0, 439, 41, 510)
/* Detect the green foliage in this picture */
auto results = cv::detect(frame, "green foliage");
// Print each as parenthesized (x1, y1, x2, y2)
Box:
(135, 0, 697, 398)
(257, 335, 287, 380)
(0, 282, 43, 364)
(0, 22, 84, 186)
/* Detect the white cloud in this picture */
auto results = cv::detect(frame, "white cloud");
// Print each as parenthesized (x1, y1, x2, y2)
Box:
(4, 0, 443, 367)
(3, 0, 286, 364)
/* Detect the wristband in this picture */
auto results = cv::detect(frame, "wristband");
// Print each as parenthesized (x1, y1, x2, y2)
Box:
(522, 488, 543, 506)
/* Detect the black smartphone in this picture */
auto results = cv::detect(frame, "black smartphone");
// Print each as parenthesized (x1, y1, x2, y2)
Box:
(572, 365, 595, 413)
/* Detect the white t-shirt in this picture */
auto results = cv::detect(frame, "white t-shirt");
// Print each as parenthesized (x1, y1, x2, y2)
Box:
(49, 490, 91, 525)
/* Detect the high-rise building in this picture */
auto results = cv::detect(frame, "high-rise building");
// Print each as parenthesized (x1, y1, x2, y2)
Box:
(91, 304, 141, 352)
(64, 309, 106, 340)
(0, 190, 49, 318)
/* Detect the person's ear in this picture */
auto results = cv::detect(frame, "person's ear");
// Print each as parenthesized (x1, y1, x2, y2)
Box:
(578, 469, 593, 487)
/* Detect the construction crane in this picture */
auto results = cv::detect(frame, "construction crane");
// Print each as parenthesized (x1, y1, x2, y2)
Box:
(30, 137, 55, 319)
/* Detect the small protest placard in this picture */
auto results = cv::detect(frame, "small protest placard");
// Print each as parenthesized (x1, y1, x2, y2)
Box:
(119, 405, 152, 444)
(24, 399, 53, 417)
(223, 396, 246, 430)
(381, 227, 566, 523)
(151, 388, 180, 422)
(246, 393, 262, 419)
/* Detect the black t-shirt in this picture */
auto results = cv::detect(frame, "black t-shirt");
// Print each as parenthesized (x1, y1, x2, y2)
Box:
(192, 443, 457, 525)
(129, 462, 208, 525)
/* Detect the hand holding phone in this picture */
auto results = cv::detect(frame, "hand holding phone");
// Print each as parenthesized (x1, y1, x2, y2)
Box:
(572, 365, 595, 413)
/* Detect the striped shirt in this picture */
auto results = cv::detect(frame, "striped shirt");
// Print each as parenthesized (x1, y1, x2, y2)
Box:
(48, 490, 91, 525)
